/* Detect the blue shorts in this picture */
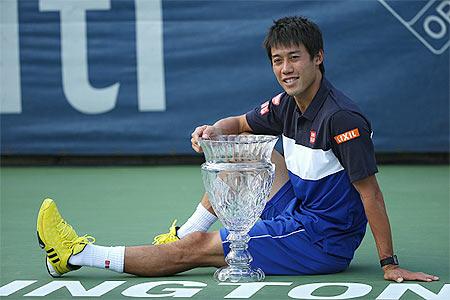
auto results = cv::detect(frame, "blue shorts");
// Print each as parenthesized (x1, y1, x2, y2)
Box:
(219, 181, 351, 275)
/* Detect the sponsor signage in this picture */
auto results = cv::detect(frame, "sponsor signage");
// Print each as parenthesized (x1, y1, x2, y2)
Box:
(334, 129, 360, 144)
(0, 280, 449, 299)
(0, 0, 448, 154)
(378, 0, 450, 55)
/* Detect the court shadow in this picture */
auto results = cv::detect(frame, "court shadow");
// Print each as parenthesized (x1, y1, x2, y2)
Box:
(344, 263, 379, 274)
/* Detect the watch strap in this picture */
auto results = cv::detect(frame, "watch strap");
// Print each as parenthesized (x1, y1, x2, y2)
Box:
(380, 255, 399, 267)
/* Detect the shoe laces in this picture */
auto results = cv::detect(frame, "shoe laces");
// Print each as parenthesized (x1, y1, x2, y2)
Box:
(152, 219, 179, 245)
(62, 235, 95, 250)
(56, 219, 75, 240)
(56, 219, 95, 249)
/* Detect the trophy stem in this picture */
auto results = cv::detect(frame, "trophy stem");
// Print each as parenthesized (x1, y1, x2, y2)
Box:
(214, 231, 265, 283)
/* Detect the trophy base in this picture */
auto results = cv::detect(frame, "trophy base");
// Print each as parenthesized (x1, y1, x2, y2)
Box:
(214, 266, 265, 283)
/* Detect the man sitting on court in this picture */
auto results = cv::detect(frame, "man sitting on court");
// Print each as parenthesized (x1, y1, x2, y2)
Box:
(36, 16, 438, 283)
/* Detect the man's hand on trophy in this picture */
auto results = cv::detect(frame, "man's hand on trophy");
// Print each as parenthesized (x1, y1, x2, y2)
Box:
(191, 125, 222, 153)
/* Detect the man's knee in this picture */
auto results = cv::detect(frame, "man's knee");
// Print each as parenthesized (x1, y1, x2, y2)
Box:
(182, 231, 209, 244)
(182, 231, 219, 251)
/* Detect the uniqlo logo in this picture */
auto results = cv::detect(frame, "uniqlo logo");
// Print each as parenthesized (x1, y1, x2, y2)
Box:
(310, 130, 316, 144)
(334, 128, 360, 144)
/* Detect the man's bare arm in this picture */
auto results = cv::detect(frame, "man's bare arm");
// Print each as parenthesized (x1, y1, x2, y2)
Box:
(353, 175, 439, 282)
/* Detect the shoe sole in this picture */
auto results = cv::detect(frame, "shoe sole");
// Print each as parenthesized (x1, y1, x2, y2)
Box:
(37, 229, 61, 278)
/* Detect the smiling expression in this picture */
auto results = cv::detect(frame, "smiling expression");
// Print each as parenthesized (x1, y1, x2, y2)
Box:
(271, 44, 323, 105)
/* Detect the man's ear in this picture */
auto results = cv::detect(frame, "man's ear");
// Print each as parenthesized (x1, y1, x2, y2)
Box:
(314, 49, 324, 66)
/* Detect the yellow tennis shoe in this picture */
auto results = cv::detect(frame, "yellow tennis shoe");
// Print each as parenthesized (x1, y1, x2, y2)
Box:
(37, 198, 95, 277)
(152, 220, 180, 245)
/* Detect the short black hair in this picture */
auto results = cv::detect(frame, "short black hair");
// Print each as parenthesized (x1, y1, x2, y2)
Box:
(263, 16, 325, 74)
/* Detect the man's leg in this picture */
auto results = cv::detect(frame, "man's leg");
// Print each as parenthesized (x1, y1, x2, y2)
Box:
(175, 150, 289, 238)
(70, 232, 225, 277)
(38, 198, 225, 277)
(267, 150, 290, 200)
(220, 218, 350, 275)
(176, 194, 217, 239)
(125, 232, 225, 276)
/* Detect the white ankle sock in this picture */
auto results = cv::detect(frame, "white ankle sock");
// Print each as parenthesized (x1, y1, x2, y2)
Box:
(69, 244, 125, 273)
(177, 203, 217, 238)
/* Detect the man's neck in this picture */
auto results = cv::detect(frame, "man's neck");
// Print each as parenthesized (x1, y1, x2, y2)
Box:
(294, 72, 322, 113)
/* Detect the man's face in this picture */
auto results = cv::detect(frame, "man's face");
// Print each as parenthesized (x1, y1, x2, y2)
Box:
(271, 44, 322, 99)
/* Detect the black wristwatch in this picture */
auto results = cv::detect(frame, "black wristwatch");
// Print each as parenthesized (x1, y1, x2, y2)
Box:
(380, 255, 399, 268)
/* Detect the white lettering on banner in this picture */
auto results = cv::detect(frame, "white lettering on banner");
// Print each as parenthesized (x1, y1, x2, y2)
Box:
(376, 284, 450, 300)
(220, 282, 293, 298)
(1, 0, 166, 115)
(0, 0, 22, 113)
(0, 280, 36, 297)
(424, 15, 447, 39)
(121, 281, 206, 298)
(39, 0, 119, 114)
(288, 283, 372, 299)
(23, 281, 126, 297)
(424, 0, 450, 39)
(378, 0, 450, 55)
(135, 0, 166, 111)
(437, 0, 450, 23)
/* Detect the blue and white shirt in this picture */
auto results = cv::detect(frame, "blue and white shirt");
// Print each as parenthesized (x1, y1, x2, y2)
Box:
(246, 77, 378, 259)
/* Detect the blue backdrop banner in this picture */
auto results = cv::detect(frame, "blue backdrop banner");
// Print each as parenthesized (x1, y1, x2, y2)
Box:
(1, 0, 449, 155)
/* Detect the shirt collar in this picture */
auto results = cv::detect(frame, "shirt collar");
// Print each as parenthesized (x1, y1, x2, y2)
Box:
(300, 77, 331, 121)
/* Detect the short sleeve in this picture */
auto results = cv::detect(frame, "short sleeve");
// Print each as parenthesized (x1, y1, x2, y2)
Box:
(245, 93, 285, 135)
(330, 110, 378, 182)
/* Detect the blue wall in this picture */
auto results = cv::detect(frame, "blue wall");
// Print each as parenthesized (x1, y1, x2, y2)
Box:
(1, 0, 449, 155)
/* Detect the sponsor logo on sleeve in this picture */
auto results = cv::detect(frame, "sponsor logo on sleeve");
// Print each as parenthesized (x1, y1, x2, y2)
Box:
(260, 101, 269, 115)
(334, 128, 360, 144)
(271, 93, 283, 105)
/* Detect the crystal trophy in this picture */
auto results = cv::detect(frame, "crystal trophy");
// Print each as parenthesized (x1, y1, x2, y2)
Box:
(199, 135, 278, 282)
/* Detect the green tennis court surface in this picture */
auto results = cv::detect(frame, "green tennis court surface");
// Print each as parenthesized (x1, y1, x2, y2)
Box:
(0, 165, 448, 299)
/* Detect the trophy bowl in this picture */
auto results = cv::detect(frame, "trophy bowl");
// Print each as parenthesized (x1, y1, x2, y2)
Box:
(199, 135, 278, 282)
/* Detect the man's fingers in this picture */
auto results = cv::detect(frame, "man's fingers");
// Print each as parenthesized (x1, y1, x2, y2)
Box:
(385, 269, 440, 282)
(202, 126, 217, 139)
(385, 271, 403, 282)
(191, 125, 215, 141)
(191, 143, 203, 153)
(191, 137, 203, 153)
(191, 125, 209, 153)
(403, 271, 424, 282)
(408, 272, 439, 282)
(190, 124, 220, 153)
(193, 146, 203, 153)
(192, 125, 207, 139)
